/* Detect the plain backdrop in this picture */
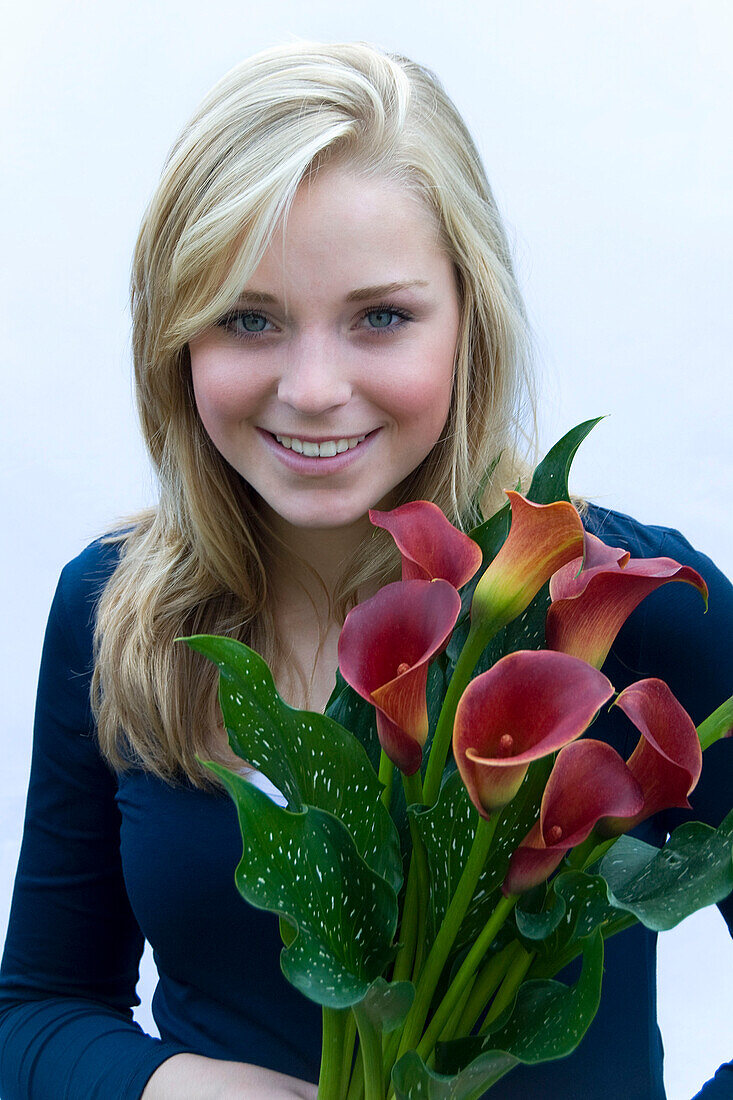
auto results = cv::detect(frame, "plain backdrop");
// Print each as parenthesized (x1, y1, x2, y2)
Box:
(1, 2, 731, 1097)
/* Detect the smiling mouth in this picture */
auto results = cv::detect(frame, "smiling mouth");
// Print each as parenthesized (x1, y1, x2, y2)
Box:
(271, 432, 371, 458)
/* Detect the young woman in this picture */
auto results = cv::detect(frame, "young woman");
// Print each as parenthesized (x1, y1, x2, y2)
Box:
(0, 41, 730, 1100)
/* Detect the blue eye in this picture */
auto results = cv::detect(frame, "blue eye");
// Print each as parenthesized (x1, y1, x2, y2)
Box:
(216, 310, 273, 338)
(362, 304, 412, 334)
(366, 309, 395, 328)
(239, 313, 268, 333)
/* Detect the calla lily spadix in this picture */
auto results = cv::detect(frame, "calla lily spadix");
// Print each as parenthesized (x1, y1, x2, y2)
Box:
(338, 579, 461, 775)
(369, 501, 483, 589)
(597, 678, 703, 837)
(469, 492, 586, 639)
(502, 739, 644, 896)
(546, 537, 708, 670)
(453, 650, 615, 819)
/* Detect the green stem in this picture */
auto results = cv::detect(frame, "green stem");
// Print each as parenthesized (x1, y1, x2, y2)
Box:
(353, 1003, 383, 1100)
(422, 619, 495, 806)
(345, 1039, 364, 1100)
(438, 975, 476, 1043)
(338, 1012, 358, 1099)
(454, 941, 519, 1036)
(392, 876, 417, 982)
(401, 770, 430, 983)
(391, 861, 418, 983)
(389, 812, 501, 1069)
(479, 943, 532, 1033)
(566, 833, 617, 871)
(318, 1008, 348, 1100)
(379, 751, 395, 809)
(415, 894, 517, 1061)
(697, 694, 733, 751)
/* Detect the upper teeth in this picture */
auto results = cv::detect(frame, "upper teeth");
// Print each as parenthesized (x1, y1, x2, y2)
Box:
(275, 434, 367, 457)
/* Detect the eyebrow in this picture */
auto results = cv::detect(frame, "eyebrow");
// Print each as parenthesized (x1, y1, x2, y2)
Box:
(235, 280, 429, 305)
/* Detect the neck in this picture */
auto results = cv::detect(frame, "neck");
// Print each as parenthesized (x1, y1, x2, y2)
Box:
(264, 508, 376, 625)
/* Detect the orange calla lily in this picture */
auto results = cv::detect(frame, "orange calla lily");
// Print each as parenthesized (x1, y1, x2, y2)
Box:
(469, 492, 585, 638)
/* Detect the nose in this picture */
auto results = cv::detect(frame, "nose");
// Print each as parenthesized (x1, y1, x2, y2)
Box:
(276, 332, 352, 415)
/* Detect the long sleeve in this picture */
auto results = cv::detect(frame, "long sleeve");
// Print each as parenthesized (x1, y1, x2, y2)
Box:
(0, 545, 191, 1099)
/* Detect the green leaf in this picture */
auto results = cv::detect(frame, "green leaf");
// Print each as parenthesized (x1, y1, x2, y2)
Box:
(325, 668, 382, 771)
(411, 757, 553, 963)
(410, 769, 477, 947)
(515, 871, 618, 957)
(601, 809, 733, 931)
(358, 976, 415, 1035)
(439, 930, 603, 1079)
(184, 635, 402, 895)
(393, 932, 604, 1096)
(525, 417, 604, 505)
(391, 1049, 518, 1100)
(205, 762, 398, 1008)
(514, 883, 566, 943)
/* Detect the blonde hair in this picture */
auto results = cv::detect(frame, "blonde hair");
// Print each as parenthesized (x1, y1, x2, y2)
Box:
(92, 39, 538, 789)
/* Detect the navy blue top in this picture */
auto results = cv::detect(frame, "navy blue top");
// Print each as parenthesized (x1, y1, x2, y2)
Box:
(1, 505, 731, 1100)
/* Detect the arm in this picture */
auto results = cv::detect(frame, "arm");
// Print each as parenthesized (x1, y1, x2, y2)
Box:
(653, 537, 733, 1100)
(0, 548, 192, 1098)
(141, 1054, 318, 1099)
(599, 515, 733, 1100)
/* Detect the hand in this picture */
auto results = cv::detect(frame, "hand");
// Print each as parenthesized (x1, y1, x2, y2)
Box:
(141, 1053, 319, 1099)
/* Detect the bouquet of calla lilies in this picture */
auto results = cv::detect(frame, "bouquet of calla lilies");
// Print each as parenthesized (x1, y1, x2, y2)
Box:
(185, 419, 733, 1100)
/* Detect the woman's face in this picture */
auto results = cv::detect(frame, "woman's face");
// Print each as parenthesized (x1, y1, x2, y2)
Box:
(189, 164, 461, 535)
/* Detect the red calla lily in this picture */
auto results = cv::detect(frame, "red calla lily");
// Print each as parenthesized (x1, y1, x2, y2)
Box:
(453, 650, 615, 818)
(502, 739, 644, 895)
(551, 531, 630, 593)
(369, 501, 483, 589)
(470, 492, 585, 635)
(546, 534, 708, 670)
(597, 678, 703, 837)
(338, 579, 461, 775)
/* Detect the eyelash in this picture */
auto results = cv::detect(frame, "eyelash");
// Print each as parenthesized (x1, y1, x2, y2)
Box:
(216, 301, 413, 341)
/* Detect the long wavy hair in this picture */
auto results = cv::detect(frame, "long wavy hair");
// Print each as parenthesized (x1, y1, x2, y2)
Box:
(92, 39, 538, 789)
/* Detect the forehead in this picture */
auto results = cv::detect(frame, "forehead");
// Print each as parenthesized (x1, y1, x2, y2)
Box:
(247, 165, 449, 292)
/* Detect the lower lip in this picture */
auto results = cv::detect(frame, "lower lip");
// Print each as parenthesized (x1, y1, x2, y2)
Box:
(257, 428, 381, 475)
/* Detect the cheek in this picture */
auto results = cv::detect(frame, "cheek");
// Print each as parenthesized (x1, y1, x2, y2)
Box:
(190, 351, 260, 432)
(381, 348, 455, 434)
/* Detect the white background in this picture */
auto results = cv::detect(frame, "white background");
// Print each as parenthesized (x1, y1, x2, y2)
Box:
(1, 2, 731, 1097)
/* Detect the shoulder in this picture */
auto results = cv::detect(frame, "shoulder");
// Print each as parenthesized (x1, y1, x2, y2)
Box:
(50, 532, 129, 677)
(583, 501, 721, 568)
(582, 502, 732, 630)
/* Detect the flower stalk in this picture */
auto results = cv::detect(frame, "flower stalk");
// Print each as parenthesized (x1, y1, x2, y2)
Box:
(353, 1002, 384, 1100)
(388, 812, 501, 1070)
(318, 1007, 349, 1100)
(478, 943, 533, 1033)
(414, 893, 518, 1061)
